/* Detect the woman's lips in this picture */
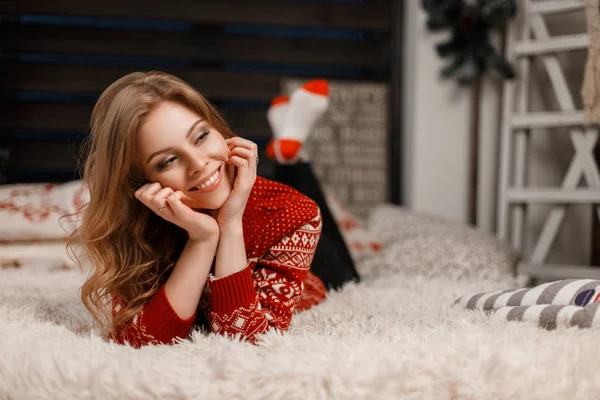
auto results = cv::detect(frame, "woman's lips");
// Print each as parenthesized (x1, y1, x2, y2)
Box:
(189, 165, 222, 194)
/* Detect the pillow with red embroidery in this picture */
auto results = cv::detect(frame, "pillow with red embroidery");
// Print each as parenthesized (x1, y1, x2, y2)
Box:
(322, 188, 384, 260)
(0, 240, 74, 270)
(0, 180, 88, 241)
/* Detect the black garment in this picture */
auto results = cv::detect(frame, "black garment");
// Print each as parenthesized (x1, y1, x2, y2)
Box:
(271, 162, 360, 291)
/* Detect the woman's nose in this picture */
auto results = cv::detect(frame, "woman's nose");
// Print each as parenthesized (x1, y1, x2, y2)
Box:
(188, 154, 209, 176)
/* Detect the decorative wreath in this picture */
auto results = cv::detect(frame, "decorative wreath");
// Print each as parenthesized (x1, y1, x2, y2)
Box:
(421, 0, 517, 85)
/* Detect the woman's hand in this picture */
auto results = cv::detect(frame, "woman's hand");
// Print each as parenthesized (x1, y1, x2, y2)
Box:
(135, 183, 220, 242)
(216, 137, 258, 231)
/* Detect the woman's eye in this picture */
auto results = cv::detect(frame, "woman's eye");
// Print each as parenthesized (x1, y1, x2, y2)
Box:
(157, 156, 176, 170)
(195, 131, 210, 144)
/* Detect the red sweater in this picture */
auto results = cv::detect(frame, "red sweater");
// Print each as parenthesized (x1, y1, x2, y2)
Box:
(111, 177, 327, 347)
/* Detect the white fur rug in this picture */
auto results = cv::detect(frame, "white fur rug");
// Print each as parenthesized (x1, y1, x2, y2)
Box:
(1, 207, 599, 399)
(2, 262, 599, 400)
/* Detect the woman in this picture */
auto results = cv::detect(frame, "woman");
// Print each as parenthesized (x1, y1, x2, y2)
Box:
(71, 71, 336, 348)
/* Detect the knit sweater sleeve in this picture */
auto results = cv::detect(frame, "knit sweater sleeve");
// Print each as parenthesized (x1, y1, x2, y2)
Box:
(110, 284, 197, 348)
(208, 211, 322, 343)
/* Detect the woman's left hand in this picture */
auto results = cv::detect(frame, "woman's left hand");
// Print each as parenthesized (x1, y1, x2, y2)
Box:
(217, 137, 258, 231)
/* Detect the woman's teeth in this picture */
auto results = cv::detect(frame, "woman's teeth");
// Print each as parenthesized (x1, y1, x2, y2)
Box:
(195, 168, 219, 190)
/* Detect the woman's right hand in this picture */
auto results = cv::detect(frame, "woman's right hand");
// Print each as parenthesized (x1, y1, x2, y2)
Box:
(134, 182, 220, 242)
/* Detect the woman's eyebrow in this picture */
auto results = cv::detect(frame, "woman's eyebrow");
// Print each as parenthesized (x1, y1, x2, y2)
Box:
(145, 118, 204, 164)
(185, 118, 204, 139)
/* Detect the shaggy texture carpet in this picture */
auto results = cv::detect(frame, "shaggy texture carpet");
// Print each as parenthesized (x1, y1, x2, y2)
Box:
(1, 206, 598, 400)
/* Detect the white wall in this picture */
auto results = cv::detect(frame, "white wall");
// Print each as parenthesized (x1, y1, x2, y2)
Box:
(402, 1, 475, 224)
(402, 3, 593, 264)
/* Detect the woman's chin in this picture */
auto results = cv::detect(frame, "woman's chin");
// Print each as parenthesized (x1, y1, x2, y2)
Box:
(182, 193, 226, 211)
(183, 199, 217, 211)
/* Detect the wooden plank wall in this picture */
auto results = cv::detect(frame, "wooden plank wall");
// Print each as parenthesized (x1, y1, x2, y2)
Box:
(0, 0, 399, 201)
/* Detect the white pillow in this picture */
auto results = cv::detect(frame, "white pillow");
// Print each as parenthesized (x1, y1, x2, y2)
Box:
(0, 180, 88, 241)
(0, 240, 72, 270)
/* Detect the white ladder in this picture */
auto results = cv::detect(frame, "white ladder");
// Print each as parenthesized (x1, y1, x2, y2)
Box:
(497, 0, 600, 280)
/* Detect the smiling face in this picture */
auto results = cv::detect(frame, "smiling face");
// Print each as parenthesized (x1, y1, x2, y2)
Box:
(137, 101, 235, 210)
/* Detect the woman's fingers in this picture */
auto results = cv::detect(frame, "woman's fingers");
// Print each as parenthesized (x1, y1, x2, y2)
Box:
(151, 187, 174, 210)
(134, 183, 150, 200)
(227, 139, 258, 192)
(227, 138, 258, 159)
(228, 145, 257, 173)
(166, 191, 191, 218)
(228, 146, 255, 162)
(135, 183, 178, 217)
(134, 183, 152, 199)
(227, 155, 257, 192)
(155, 187, 174, 199)
(135, 182, 162, 202)
(226, 155, 248, 169)
(226, 137, 257, 153)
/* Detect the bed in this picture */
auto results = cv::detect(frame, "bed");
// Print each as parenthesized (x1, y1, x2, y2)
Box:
(8, 200, 597, 399)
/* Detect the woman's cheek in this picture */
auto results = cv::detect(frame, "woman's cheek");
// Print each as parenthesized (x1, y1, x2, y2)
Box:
(160, 171, 185, 192)
(209, 134, 230, 160)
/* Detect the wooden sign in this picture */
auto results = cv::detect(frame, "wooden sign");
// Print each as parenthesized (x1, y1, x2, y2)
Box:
(282, 79, 389, 219)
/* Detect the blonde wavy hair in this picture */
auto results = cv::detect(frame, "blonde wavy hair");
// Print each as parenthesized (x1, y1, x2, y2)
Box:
(68, 71, 235, 335)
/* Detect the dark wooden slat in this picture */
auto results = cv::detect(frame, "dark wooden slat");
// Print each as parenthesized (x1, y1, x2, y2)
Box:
(389, 0, 402, 204)
(7, 140, 82, 168)
(0, 102, 272, 139)
(3, 168, 82, 183)
(0, 62, 281, 102)
(0, 24, 387, 69)
(4, 144, 276, 182)
(219, 108, 271, 139)
(0, 103, 90, 131)
(4, 162, 276, 184)
(0, 0, 390, 31)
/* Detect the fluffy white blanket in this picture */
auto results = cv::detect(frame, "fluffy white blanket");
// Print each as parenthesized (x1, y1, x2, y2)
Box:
(1, 207, 598, 399)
